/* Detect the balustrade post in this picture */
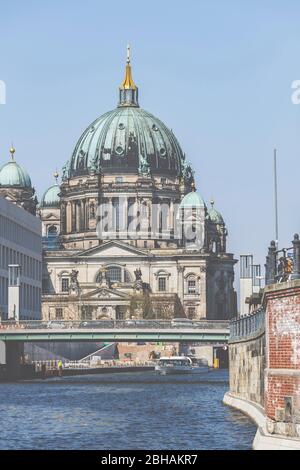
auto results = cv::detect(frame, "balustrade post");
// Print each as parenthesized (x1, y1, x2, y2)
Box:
(292, 233, 300, 280)
(265, 240, 277, 285)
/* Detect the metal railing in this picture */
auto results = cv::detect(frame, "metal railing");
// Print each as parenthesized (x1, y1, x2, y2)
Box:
(0, 319, 229, 331)
(265, 234, 300, 285)
(230, 308, 265, 339)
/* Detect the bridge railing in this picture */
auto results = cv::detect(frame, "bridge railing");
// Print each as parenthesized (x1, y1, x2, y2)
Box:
(230, 308, 265, 340)
(0, 319, 229, 330)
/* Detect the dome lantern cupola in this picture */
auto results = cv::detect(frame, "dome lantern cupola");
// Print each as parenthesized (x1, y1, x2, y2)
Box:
(0, 145, 37, 215)
(208, 199, 224, 224)
(0, 146, 32, 188)
(118, 45, 139, 108)
(40, 171, 61, 208)
(180, 189, 206, 209)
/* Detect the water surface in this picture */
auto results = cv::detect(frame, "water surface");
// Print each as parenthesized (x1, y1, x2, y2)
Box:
(0, 370, 256, 450)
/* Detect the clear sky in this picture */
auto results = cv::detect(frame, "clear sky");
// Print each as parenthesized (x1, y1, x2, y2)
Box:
(1, 0, 300, 277)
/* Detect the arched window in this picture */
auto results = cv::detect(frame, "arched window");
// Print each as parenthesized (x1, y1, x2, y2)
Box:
(58, 271, 70, 293)
(185, 274, 199, 295)
(155, 270, 170, 293)
(96, 266, 133, 284)
(107, 266, 122, 283)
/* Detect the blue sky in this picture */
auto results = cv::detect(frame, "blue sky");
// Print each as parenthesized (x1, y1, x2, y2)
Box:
(1, 0, 300, 275)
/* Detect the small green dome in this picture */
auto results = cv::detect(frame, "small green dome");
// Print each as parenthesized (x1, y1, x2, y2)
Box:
(208, 207, 224, 224)
(180, 191, 205, 209)
(0, 159, 32, 188)
(40, 184, 60, 207)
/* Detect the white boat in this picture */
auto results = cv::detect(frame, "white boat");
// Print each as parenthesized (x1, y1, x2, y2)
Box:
(155, 356, 210, 375)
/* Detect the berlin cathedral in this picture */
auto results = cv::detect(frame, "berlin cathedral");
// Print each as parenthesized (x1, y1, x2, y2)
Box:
(0, 49, 237, 322)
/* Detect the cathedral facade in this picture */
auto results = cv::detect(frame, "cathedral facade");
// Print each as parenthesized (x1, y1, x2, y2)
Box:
(0, 51, 237, 322)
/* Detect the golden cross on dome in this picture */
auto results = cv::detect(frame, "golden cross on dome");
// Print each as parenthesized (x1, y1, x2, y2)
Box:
(127, 44, 131, 64)
(53, 170, 59, 183)
(120, 45, 137, 90)
(9, 144, 15, 159)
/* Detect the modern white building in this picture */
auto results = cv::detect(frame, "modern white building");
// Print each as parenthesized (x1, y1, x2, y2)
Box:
(0, 196, 42, 320)
(239, 254, 262, 315)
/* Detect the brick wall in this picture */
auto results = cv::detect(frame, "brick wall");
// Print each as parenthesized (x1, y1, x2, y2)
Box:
(264, 281, 300, 436)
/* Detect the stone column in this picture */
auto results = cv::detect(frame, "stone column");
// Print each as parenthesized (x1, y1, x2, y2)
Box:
(71, 202, 76, 232)
(169, 200, 174, 239)
(76, 202, 81, 232)
(82, 200, 86, 230)
(66, 202, 72, 233)
(122, 197, 128, 238)
(61, 202, 66, 234)
(177, 266, 184, 303)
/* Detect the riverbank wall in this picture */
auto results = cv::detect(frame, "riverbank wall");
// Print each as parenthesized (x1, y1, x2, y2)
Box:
(224, 276, 300, 450)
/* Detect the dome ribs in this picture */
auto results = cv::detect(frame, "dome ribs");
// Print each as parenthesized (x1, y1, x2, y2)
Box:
(67, 107, 186, 178)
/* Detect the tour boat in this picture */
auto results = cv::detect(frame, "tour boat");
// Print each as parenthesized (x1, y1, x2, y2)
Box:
(155, 356, 210, 375)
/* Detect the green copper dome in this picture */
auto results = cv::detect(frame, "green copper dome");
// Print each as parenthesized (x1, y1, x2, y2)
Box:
(62, 51, 193, 181)
(208, 202, 224, 224)
(208, 208, 224, 224)
(0, 150, 32, 188)
(40, 184, 60, 208)
(180, 190, 205, 208)
(67, 107, 185, 178)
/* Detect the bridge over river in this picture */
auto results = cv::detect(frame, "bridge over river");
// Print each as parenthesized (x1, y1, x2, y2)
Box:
(0, 319, 229, 379)
(0, 319, 229, 343)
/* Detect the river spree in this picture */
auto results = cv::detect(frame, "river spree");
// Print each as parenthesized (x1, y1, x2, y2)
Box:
(0, 370, 256, 450)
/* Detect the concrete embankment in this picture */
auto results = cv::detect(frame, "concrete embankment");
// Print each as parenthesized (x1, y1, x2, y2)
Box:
(223, 392, 300, 450)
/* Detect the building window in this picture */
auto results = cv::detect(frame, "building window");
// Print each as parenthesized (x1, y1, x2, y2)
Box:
(96, 266, 132, 284)
(55, 308, 63, 319)
(107, 266, 122, 283)
(61, 277, 69, 292)
(81, 305, 93, 320)
(188, 279, 196, 294)
(116, 306, 126, 320)
(187, 307, 196, 319)
(8, 265, 20, 287)
(186, 275, 198, 295)
(158, 277, 166, 292)
(115, 177, 123, 183)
